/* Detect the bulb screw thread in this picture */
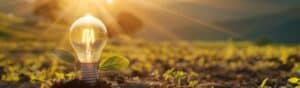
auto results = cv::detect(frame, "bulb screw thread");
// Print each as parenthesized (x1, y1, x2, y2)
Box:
(80, 63, 98, 85)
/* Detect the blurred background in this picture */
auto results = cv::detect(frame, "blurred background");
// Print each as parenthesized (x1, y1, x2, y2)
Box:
(0, 0, 299, 43)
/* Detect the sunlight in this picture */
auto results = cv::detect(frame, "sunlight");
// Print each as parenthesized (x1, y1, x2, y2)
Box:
(127, 0, 240, 38)
(121, 3, 181, 40)
(106, 0, 114, 4)
(93, 0, 124, 36)
(38, 0, 241, 42)
(41, 0, 81, 39)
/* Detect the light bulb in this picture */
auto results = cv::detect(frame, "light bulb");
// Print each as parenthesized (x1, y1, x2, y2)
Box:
(69, 14, 108, 85)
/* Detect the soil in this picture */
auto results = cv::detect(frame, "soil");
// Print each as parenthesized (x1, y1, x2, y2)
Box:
(52, 79, 112, 88)
(51, 55, 300, 88)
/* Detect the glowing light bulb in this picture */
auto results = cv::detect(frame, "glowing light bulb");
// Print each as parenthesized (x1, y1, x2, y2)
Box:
(69, 14, 108, 84)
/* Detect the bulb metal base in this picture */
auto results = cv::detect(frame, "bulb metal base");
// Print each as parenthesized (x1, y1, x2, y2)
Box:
(80, 63, 98, 85)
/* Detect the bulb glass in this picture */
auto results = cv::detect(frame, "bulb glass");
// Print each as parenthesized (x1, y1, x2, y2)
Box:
(70, 15, 108, 63)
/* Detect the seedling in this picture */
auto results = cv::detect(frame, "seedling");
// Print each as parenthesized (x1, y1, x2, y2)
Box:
(288, 77, 300, 88)
(188, 80, 198, 88)
(53, 50, 129, 85)
(163, 69, 185, 87)
(259, 77, 269, 88)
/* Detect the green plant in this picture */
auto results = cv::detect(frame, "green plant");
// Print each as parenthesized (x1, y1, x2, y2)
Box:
(55, 52, 130, 71)
(288, 77, 300, 88)
(188, 80, 198, 88)
(163, 68, 175, 81)
(163, 69, 185, 87)
(259, 77, 269, 88)
(99, 56, 130, 71)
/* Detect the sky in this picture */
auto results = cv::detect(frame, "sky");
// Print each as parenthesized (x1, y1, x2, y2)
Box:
(0, 0, 299, 42)
(134, 0, 300, 41)
(153, 0, 300, 21)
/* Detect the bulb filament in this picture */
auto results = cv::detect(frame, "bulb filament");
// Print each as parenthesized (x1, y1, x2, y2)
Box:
(82, 28, 95, 62)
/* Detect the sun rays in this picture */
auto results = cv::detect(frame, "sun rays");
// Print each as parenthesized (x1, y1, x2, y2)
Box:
(38, 0, 241, 43)
(106, 0, 114, 4)
(128, 0, 240, 37)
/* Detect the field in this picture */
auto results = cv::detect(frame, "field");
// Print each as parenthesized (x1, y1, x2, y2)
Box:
(0, 5, 299, 88)
(0, 40, 300, 88)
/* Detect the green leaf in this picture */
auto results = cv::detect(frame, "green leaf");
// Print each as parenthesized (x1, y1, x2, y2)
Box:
(52, 49, 75, 63)
(99, 56, 129, 71)
(188, 80, 198, 87)
(163, 68, 175, 80)
(55, 72, 65, 80)
(289, 77, 300, 84)
(174, 71, 185, 80)
(260, 77, 269, 88)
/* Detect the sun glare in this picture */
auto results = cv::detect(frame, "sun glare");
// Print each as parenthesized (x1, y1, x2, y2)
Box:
(106, 0, 114, 4)
(42, 0, 239, 42)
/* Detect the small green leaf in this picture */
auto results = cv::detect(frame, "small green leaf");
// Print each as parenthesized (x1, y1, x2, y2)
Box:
(174, 71, 185, 80)
(260, 77, 269, 88)
(55, 72, 65, 80)
(289, 77, 300, 84)
(99, 56, 129, 71)
(188, 80, 198, 87)
(52, 49, 75, 63)
(163, 68, 175, 80)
